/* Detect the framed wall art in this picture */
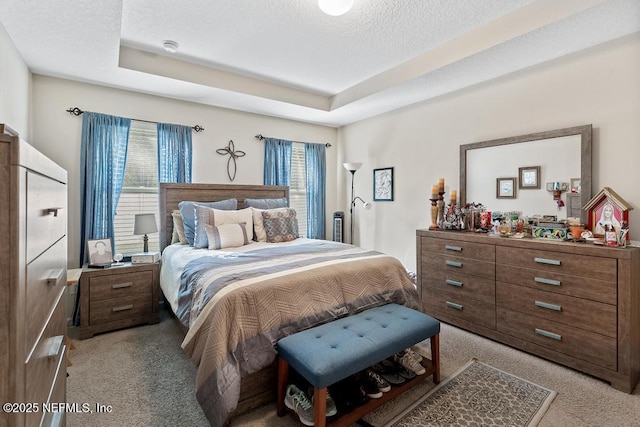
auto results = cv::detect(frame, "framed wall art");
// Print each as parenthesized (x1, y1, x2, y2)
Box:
(519, 165, 541, 189)
(373, 167, 394, 201)
(496, 177, 516, 199)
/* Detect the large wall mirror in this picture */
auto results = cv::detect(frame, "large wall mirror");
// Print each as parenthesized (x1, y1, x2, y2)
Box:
(460, 125, 592, 224)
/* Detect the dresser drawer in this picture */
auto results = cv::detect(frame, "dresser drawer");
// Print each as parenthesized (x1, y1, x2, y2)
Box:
(422, 253, 495, 280)
(497, 307, 616, 370)
(89, 294, 152, 325)
(496, 264, 616, 305)
(26, 238, 66, 352)
(421, 237, 495, 262)
(496, 246, 616, 282)
(25, 296, 66, 427)
(496, 282, 616, 337)
(423, 289, 496, 329)
(26, 171, 67, 264)
(89, 270, 153, 301)
(421, 269, 495, 305)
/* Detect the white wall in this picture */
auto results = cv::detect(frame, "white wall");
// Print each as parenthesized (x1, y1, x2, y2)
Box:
(340, 34, 640, 271)
(31, 76, 338, 268)
(0, 22, 32, 138)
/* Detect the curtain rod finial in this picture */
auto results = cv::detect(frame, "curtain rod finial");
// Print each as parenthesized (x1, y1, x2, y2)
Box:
(193, 125, 204, 133)
(255, 134, 264, 140)
(66, 107, 83, 116)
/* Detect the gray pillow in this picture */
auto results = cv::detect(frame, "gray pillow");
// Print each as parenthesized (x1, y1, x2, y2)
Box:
(178, 199, 237, 245)
(244, 198, 288, 210)
(262, 208, 299, 243)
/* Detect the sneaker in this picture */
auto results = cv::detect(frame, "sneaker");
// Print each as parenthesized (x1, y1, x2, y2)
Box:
(395, 351, 426, 376)
(366, 369, 391, 393)
(387, 357, 416, 379)
(329, 376, 367, 413)
(371, 360, 406, 385)
(404, 347, 423, 363)
(285, 384, 314, 426)
(308, 386, 338, 417)
(355, 372, 382, 399)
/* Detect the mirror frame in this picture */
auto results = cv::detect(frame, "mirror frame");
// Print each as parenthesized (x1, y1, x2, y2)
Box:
(460, 124, 592, 224)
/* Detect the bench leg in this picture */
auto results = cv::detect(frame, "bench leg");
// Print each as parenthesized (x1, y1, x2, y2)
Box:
(431, 333, 440, 384)
(314, 387, 327, 427)
(277, 356, 289, 417)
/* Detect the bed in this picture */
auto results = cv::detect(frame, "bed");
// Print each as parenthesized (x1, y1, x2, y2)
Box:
(158, 183, 420, 426)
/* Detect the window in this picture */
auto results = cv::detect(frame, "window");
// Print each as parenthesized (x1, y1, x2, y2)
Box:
(290, 143, 308, 237)
(113, 124, 160, 254)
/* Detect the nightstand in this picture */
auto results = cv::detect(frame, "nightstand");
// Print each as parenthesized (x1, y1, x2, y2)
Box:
(78, 262, 160, 339)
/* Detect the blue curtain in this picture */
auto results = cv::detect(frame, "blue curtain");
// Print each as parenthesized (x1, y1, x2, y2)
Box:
(304, 143, 326, 239)
(157, 123, 193, 183)
(263, 138, 292, 185)
(79, 112, 131, 265)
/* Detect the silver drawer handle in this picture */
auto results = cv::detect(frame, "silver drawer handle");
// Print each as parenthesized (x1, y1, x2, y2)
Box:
(51, 410, 64, 427)
(535, 301, 562, 311)
(112, 304, 134, 312)
(445, 245, 462, 252)
(445, 260, 463, 268)
(112, 282, 133, 289)
(445, 279, 463, 287)
(535, 328, 562, 341)
(46, 335, 64, 359)
(446, 301, 463, 310)
(534, 277, 561, 286)
(45, 207, 63, 217)
(534, 257, 561, 266)
(46, 269, 64, 286)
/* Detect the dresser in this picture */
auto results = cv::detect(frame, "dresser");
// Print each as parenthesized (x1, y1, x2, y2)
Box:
(78, 262, 160, 339)
(417, 229, 640, 393)
(0, 134, 68, 427)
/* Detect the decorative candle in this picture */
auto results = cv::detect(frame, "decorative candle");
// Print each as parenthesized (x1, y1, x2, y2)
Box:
(438, 178, 445, 193)
(431, 185, 439, 199)
(450, 190, 457, 203)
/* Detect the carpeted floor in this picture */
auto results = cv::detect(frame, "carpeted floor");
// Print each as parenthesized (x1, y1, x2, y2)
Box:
(67, 309, 640, 426)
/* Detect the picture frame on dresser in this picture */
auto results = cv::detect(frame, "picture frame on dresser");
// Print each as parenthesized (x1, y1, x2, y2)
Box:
(87, 238, 113, 266)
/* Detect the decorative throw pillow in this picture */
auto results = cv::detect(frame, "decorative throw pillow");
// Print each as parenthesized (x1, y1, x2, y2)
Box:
(193, 206, 253, 249)
(250, 207, 267, 242)
(262, 208, 299, 243)
(244, 198, 288, 210)
(178, 199, 237, 245)
(171, 210, 188, 245)
(205, 223, 250, 250)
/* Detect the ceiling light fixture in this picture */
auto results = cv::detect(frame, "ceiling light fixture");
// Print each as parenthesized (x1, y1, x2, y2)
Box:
(162, 40, 179, 53)
(318, 0, 354, 16)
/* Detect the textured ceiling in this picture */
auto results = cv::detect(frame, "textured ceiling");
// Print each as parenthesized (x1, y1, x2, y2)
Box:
(1, 0, 639, 127)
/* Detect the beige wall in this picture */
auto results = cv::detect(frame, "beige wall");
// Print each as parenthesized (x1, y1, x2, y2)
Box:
(31, 76, 338, 267)
(340, 34, 640, 270)
(0, 22, 32, 138)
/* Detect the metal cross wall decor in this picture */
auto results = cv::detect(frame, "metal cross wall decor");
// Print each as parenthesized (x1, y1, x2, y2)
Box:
(216, 139, 245, 181)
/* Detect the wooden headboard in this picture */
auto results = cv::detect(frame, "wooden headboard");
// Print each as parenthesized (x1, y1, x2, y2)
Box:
(159, 183, 289, 251)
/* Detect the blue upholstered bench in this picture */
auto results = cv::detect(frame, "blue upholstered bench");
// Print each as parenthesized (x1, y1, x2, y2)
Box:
(276, 304, 440, 427)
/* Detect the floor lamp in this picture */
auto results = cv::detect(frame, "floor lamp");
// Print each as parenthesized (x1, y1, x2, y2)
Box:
(343, 162, 372, 244)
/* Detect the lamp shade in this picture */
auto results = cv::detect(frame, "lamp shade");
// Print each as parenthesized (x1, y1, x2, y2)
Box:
(343, 162, 362, 172)
(133, 213, 158, 235)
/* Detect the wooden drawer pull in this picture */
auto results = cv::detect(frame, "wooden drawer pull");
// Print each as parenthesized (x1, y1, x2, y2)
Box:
(534, 257, 561, 266)
(46, 268, 64, 286)
(112, 304, 134, 312)
(446, 301, 463, 310)
(445, 245, 462, 252)
(445, 279, 463, 287)
(535, 301, 562, 311)
(535, 328, 562, 341)
(534, 277, 561, 286)
(445, 260, 463, 268)
(112, 282, 133, 289)
(46, 335, 65, 359)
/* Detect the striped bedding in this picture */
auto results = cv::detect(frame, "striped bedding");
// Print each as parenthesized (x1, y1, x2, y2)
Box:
(161, 239, 419, 426)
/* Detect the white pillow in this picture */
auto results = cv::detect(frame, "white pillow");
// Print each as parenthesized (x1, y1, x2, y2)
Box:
(251, 207, 267, 242)
(205, 223, 250, 249)
(194, 207, 254, 249)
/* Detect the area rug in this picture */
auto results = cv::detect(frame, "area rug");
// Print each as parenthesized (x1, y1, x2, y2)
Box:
(385, 358, 557, 427)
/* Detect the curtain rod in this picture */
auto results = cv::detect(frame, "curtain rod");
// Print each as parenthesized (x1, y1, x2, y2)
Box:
(255, 133, 331, 148)
(65, 107, 204, 132)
